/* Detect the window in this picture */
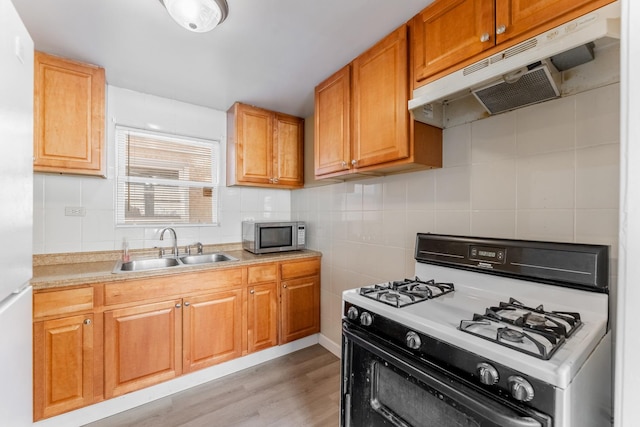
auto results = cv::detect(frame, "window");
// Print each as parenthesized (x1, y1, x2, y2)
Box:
(115, 126, 219, 226)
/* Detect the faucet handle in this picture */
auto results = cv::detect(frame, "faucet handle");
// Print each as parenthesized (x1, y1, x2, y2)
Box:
(155, 247, 165, 258)
(196, 242, 203, 254)
(185, 245, 192, 255)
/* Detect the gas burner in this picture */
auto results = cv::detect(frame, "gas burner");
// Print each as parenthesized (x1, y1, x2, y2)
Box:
(524, 313, 548, 327)
(499, 328, 525, 343)
(459, 299, 574, 360)
(358, 277, 454, 308)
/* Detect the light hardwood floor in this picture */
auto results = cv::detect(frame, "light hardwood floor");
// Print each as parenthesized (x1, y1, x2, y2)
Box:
(85, 345, 341, 427)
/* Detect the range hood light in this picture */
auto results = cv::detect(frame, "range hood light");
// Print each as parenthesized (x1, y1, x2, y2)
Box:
(503, 68, 526, 84)
(159, 0, 228, 33)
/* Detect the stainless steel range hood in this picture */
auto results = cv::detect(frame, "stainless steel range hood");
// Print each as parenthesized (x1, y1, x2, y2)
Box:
(409, 2, 621, 128)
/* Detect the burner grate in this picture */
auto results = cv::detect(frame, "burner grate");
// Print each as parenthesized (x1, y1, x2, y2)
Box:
(458, 297, 580, 360)
(358, 277, 454, 308)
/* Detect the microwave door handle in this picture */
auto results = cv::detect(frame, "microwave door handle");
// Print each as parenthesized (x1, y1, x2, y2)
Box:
(343, 324, 544, 427)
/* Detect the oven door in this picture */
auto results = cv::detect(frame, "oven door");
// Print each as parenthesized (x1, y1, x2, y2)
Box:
(341, 322, 552, 427)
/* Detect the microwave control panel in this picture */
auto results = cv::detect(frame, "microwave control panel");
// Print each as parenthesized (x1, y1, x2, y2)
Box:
(298, 225, 306, 245)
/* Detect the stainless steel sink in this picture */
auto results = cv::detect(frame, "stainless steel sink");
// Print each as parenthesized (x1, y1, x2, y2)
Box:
(114, 257, 181, 273)
(112, 252, 238, 273)
(179, 253, 238, 265)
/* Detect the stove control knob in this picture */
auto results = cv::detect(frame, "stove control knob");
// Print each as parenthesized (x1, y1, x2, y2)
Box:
(360, 312, 373, 326)
(508, 376, 535, 402)
(347, 306, 359, 321)
(405, 331, 422, 350)
(477, 362, 499, 386)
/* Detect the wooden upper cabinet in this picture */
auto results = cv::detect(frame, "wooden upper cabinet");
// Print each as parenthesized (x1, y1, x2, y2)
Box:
(314, 25, 442, 180)
(495, 0, 614, 45)
(33, 51, 105, 176)
(412, 0, 495, 84)
(274, 113, 305, 187)
(352, 25, 410, 169)
(227, 102, 304, 189)
(412, 0, 616, 87)
(314, 65, 351, 177)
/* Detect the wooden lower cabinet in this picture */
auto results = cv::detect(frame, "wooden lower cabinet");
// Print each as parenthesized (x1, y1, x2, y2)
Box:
(247, 282, 279, 352)
(183, 289, 243, 373)
(281, 276, 320, 343)
(34, 257, 321, 419)
(104, 299, 183, 398)
(33, 314, 94, 420)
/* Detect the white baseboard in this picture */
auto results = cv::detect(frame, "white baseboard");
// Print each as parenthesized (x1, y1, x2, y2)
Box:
(34, 335, 320, 427)
(318, 333, 341, 358)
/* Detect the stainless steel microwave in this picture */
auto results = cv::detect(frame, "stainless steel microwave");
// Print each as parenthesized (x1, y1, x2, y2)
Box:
(242, 221, 306, 254)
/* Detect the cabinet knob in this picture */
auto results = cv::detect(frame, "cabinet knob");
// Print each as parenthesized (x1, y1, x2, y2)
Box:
(175, 303, 181, 308)
(341, 161, 347, 167)
(83, 319, 92, 325)
(480, 32, 490, 42)
(351, 159, 357, 166)
(250, 289, 255, 294)
(273, 178, 279, 183)
(496, 24, 506, 35)
(184, 302, 190, 307)
(283, 284, 287, 288)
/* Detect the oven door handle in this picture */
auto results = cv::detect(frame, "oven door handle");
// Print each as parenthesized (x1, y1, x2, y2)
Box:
(344, 323, 545, 427)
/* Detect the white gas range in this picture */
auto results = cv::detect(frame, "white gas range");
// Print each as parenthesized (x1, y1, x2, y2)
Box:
(341, 234, 612, 427)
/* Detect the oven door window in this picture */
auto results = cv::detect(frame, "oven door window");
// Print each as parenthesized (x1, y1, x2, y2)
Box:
(342, 324, 549, 427)
(371, 361, 480, 427)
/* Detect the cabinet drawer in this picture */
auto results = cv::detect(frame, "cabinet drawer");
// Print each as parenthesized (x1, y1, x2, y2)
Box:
(34, 287, 94, 319)
(280, 258, 321, 280)
(105, 268, 244, 306)
(247, 264, 277, 284)
(182, 268, 244, 294)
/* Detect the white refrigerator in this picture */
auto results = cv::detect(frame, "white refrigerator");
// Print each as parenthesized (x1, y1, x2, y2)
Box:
(0, 0, 34, 425)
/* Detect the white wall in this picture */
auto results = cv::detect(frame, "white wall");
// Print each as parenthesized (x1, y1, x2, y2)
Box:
(32, 86, 292, 254)
(293, 83, 620, 346)
(615, 0, 640, 425)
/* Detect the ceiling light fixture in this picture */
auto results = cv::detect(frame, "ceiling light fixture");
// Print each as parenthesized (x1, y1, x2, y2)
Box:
(159, 0, 228, 33)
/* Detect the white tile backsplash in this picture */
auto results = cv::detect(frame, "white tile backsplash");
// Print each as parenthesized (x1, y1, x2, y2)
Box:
(575, 83, 620, 148)
(517, 150, 575, 209)
(576, 143, 620, 209)
(516, 95, 576, 156)
(471, 112, 516, 164)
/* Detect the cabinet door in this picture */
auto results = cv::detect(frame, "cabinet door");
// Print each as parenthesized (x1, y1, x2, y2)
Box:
(314, 65, 351, 177)
(280, 276, 320, 344)
(273, 113, 304, 187)
(248, 283, 278, 353)
(33, 51, 105, 176)
(183, 289, 243, 373)
(104, 300, 182, 398)
(495, 0, 612, 44)
(33, 314, 94, 420)
(234, 103, 274, 185)
(412, 0, 495, 84)
(352, 25, 409, 168)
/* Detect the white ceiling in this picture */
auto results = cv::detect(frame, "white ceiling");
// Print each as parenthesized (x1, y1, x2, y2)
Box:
(12, 0, 433, 118)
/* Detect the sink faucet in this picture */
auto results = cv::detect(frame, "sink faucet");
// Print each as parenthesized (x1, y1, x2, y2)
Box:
(159, 227, 178, 257)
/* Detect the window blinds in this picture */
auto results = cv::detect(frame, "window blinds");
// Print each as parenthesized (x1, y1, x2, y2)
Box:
(115, 126, 219, 225)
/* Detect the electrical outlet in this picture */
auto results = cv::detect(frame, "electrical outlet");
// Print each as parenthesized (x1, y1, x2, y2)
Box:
(65, 207, 86, 217)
